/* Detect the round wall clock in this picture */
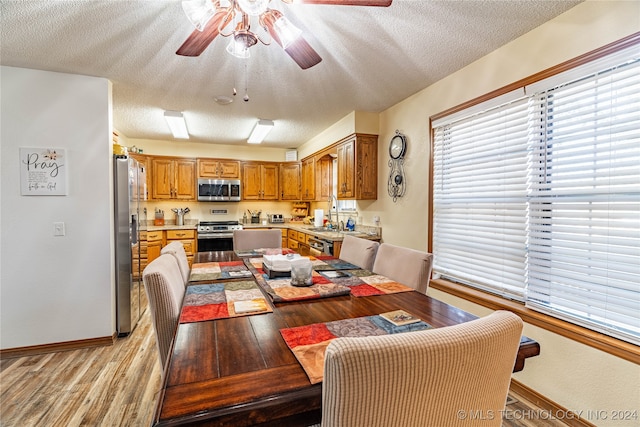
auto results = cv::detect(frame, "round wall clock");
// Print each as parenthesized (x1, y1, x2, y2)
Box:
(387, 130, 407, 202)
(389, 132, 406, 159)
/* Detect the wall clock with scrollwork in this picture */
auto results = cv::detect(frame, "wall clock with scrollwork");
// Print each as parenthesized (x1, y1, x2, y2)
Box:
(388, 130, 407, 202)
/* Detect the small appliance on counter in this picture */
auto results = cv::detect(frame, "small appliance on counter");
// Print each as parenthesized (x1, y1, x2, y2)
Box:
(268, 214, 284, 224)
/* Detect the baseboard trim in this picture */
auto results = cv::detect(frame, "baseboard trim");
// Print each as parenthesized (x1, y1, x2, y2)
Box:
(510, 379, 596, 427)
(0, 334, 116, 359)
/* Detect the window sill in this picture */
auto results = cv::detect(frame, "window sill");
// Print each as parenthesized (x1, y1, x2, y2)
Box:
(429, 278, 639, 365)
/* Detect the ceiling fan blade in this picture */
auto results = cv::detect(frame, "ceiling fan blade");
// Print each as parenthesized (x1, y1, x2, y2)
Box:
(176, 11, 232, 57)
(284, 37, 323, 69)
(292, 0, 392, 6)
(261, 11, 322, 69)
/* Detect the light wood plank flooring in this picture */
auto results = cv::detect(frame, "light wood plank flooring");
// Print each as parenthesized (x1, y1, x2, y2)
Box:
(1, 306, 567, 427)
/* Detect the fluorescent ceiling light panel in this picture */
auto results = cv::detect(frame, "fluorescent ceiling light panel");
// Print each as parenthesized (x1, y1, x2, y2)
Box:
(247, 119, 274, 144)
(164, 111, 189, 139)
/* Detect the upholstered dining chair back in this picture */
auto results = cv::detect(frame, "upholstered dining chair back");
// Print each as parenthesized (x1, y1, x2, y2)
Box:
(142, 254, 186, 370)
(321, 311, 523, 427)
(339, 235, 380, 271)
(160, 241, 190, 285)
(233, 229, 282, 251)
(372, 243, 433, 293)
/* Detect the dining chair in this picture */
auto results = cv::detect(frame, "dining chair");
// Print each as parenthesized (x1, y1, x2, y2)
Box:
(371, 243, 433, 293)
(160, 241, 190, 285)
(233, 229, 282, 250)
(338, 235, 380, 270)
(142, 253, 186, 371)
(321, 310, 523, 427)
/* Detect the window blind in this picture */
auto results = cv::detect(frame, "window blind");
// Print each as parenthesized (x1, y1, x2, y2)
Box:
(433, 96, 530, 300)
(526, 57, 640, 344)
(432, 41, 640, 345)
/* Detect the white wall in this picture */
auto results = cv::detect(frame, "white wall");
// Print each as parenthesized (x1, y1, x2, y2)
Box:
(1, 67, 113, 349)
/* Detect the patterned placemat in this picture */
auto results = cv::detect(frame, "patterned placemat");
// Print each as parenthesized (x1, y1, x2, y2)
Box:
(244, 256, 414, 300)
(188, 261, 253, 282)
(280, 315, 432, 383)
(235, 248, 296, 257)
(254, 269, 352, 302)
(179, 280, 272, 323)
(316, 268, 415, 297)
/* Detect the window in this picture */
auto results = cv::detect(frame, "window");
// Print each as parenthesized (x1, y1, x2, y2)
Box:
(431, 41, 640, 345)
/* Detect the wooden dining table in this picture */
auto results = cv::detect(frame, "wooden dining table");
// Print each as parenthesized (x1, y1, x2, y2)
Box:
(151, 250, 540, 427)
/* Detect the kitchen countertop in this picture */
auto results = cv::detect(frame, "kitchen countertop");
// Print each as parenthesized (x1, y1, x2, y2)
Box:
(242, 222, 380, 242)
(140, 220, 380, 242)
(141, 220, 197, 232)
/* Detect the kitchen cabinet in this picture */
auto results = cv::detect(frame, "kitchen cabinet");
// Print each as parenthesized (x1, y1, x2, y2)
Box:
(197, 159, 240, 179)
(336, 134, 378, 200)
(287, 229, 311, 255)
(146, 230, 164, 264)
(301, 157, 316, 201)
(166, 229, 196, 266)
(316, 156, 332, 202)
(242, 162, 279, 200)
(151, 157, 196, 200)
(280, 162, 301, 200)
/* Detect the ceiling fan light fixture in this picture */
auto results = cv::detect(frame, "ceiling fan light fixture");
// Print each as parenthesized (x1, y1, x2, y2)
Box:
(247, 119, 274, 144)
(273, 16, 302, 49)
(164, 111, 190, 139)
(226, 37, 251, 58)
(237, 0, 270, 16)
(181, 0, 217, 31)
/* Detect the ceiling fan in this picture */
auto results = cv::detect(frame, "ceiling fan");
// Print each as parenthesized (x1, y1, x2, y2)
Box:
(176, 0, 393, 69)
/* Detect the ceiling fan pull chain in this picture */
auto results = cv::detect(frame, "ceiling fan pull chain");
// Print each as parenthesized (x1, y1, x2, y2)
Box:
(243, 60, 249, 102)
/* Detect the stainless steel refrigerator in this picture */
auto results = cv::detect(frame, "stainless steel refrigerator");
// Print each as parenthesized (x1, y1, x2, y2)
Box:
(114, 155, 146, 336)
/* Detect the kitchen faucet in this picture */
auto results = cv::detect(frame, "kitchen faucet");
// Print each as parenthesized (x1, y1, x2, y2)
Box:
(327, 195, 341, 230)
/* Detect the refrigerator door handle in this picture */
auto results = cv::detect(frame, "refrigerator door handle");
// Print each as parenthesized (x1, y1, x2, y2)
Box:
(131, 214, 138, 245)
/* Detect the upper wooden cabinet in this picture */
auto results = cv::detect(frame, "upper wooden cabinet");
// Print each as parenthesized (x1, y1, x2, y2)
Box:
(336, 134, 378, 200)
(242, 162, 279, 200)
(151, 157, 196, 200)
(280, 162, 301, 200)
(300, 157, 316, 201)
(316, 156, 333, 202)
(197, 159, 240, 179)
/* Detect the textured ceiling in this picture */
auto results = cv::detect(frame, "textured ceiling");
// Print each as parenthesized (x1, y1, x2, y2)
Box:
(1, 0, 582, 148)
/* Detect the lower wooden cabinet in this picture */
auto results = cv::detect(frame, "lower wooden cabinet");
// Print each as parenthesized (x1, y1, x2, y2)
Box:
(140, 228, 197, 271)
(166, 229, 196, 266)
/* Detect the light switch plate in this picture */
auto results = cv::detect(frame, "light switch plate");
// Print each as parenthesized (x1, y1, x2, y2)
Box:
(54, 222, 65, 236)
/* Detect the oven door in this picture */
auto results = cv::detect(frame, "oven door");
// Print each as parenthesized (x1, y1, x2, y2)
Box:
(197, 233, 234, 251)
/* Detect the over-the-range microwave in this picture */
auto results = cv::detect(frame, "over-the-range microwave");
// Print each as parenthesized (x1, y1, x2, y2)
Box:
(197, 179, 241, 202)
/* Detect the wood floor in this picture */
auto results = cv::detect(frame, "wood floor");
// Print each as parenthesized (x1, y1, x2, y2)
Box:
(1, 305, 568, 427)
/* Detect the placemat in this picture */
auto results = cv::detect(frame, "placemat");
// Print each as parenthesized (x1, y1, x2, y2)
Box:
(280, 315, 432, 383)
(235, 248, 296, 257)
(244, 255, 359, 271)
(254, 269, 352, 302)
(179, 280, 272, 323)
(188, 260, 253, 282)
(316, 268, 415, 297)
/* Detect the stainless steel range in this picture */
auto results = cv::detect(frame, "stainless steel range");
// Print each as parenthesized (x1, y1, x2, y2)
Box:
(197, 220, 243, 252)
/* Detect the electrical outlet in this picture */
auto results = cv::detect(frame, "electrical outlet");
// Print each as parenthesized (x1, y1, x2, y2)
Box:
(54, 222, 65, 236)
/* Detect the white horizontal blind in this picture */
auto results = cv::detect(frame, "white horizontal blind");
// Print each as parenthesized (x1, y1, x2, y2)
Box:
(433, 97, 530, 300)
(526, 57, 640, 344)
